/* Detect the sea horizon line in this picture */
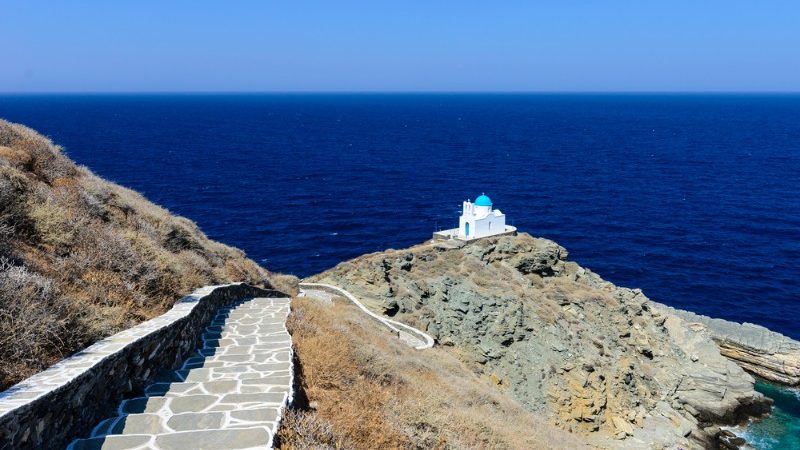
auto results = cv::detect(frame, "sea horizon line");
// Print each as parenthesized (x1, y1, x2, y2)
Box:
(2, 90, 800, 96)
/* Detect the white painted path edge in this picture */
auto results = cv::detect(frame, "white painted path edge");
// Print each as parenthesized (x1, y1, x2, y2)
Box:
(298, 282, 435, 350)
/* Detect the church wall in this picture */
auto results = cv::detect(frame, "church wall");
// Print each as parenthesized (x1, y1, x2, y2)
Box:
(471, 214, 505, 239)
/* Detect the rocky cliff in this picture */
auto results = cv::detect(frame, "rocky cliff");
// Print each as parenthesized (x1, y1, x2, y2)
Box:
(654, 305, 800, 387)
(309, 233, 775, 449)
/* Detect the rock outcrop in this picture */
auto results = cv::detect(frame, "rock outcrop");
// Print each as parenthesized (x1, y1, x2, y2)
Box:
(654, 305, 800, 386)
(309, 233, 773, 449)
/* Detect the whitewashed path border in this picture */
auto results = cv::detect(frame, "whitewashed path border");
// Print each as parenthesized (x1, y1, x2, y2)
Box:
(298, 282, 434, 350)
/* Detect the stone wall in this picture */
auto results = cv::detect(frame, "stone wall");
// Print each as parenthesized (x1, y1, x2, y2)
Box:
(0, 283, 283, 450)
(431, 227, 517, 242)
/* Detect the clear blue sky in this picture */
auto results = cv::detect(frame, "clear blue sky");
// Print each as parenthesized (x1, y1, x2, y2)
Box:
(2, 1, 799, 92)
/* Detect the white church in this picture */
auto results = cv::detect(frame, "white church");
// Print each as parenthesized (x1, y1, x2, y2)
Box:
(433, 194, 517, 241)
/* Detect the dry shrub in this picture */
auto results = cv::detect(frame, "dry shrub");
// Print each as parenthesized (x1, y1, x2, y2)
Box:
(26, 198, 76, 248)
(283, 300, 409, 448)
(0, 145, 31, 166)
(0, 121, 78, 183)
(278, 297, 583, 450)
(278, 409, 340, 450)
(266, 273, 300, 297)
(0, 119, 295, 389)
(0, 258, 75, 383)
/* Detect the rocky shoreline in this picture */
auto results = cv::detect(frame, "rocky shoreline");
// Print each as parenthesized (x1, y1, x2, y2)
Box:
(653, 304, 800, 387)
(308, 233, 794, 449)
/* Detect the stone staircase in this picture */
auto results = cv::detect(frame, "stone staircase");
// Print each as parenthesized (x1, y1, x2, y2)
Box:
(67, 297, 292, 450)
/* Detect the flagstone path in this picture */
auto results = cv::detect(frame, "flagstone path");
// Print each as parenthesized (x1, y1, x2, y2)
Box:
(67, 296, 292, 450)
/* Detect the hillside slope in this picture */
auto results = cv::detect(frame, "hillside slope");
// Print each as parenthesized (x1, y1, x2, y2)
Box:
(278, 295, 585, 449)
(0, 119, 295, 389)
(309, 233, 771, 449)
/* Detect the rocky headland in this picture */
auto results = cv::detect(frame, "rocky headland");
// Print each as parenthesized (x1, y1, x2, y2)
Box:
(308, 232, 797, 449)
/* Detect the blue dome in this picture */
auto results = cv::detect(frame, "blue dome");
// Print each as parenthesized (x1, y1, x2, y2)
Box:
(474, 194, 492, 207)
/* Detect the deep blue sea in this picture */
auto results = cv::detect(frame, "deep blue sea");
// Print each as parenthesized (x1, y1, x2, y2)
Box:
(1, 94, 799, 447)
(2, 94, 797, 339)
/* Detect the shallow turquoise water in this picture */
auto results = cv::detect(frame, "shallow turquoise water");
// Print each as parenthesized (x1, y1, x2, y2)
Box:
(734, 381, 800, 449)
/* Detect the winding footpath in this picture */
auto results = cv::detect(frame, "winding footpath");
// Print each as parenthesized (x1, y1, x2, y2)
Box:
(2, 281, 429, 450)
(299, 282, 435, 350)
(68, 296, 292, 450)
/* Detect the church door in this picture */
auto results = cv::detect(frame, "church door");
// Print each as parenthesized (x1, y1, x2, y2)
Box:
(465, 223, 470, 236)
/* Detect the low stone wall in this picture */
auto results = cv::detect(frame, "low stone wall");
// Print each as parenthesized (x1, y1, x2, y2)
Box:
(431, 226, 518, 242)
(0, 283, 283, 450)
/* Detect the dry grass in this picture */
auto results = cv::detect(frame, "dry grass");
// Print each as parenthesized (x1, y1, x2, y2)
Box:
(277, 297, 584, 450)
(0, 119, 296, 389)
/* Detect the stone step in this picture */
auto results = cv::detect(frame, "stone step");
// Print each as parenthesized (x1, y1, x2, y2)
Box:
(210, 315, 285, 323)
(200, 335, 291, 348)
(197, 343, 291, 356)
(201, 340, 291, 350)
(205, 324, 287, 336)
(210, 315, 285, 324)
(93, 412, 171, 436)
(225, 307, 286, 312)
(180, 356, 290, 372)
(208, 331, 286, 340)
(205, 320, 286, 327)
(144, 378, 291, 397)
(119, 393, 287, 416)
(72, 426, 273, 449)
(222, 306, 289, 314)
(186, 349, 292, 364)
(152, 360, 291, 385)
(69, 433, 152, 450)
(202, 331, 288, 341)
(91, 408, 281, 438)
(224, 306, 289, 313)
(177, 367, 292, 383)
